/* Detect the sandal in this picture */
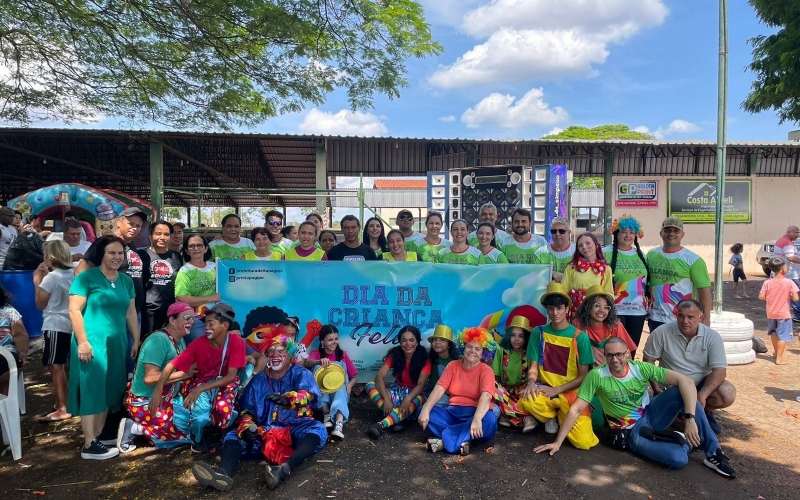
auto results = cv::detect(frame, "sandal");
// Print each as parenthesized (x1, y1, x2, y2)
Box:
(459, 441, 470, 456)
(426, 438, 443, 453)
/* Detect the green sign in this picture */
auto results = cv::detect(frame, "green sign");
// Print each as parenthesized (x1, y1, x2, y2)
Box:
(667, 180, 752, 223)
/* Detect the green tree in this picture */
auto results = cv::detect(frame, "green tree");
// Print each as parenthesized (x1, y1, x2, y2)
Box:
(742, 0, 800, 124)
(161, 207, 187, 222)
(542, 125, 655, 189)
(0, 1, 442, 130)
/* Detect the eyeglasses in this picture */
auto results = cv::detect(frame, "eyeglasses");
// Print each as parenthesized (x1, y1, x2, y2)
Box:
(604, 352, 627, 360)
(550, 228, 567, 234)
(397, 215, 413, 221)
(267, 220, 283, 226)
(187, 244, 205, 250)
(592, 304, 612, 312)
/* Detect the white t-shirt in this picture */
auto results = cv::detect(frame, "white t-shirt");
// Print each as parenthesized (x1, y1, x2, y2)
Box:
(70, 240, 92, 260)
(0, 224, 18, 267)
(39, 268, 75, 333)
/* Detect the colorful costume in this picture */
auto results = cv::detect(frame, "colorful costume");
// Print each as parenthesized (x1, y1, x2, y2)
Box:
(366, 358, 431, 429)
(563, 258, 613, 320)
(492, 347, 531, 426)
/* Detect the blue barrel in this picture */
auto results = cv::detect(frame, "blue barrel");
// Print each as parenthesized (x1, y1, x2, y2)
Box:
(0, 270, 44, 338)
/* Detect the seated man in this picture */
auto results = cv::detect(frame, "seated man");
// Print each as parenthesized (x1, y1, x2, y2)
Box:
(191, 335, 326, 492)
(517, 282, 598, 450)
(643, 298, 735, 433)
(149, 303, 246, 453)
(535, 337, 737, 478)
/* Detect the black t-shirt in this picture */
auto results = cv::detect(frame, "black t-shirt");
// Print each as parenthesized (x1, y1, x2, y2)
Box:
(326, 243, 378, 261)
(139, 248, 183, 314)
(83, 239, 144, 312)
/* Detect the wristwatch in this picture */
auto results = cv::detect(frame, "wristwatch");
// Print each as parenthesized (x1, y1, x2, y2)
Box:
(683, 413, 695, 419)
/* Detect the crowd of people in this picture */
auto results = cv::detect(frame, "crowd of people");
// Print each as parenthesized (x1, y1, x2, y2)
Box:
(0, 204, 761, 492)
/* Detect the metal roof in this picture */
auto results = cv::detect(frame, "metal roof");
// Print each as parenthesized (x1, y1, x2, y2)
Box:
(1, 127, 799, 207)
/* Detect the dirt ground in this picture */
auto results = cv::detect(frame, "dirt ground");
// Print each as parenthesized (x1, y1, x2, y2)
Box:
(2, 276, 799, 500)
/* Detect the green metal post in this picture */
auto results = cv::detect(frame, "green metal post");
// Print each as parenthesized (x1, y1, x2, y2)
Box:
(316, 141, 327, 216)
(713, 0, 729, 315)
(358, 173, 364, 242)
(149, 142, 164, 218)
(196, 180, 203, 227)
(603, 152, 614, 246)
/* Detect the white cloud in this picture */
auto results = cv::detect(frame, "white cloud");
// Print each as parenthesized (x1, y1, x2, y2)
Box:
(299, 108, 388, 136)
(416, 0, 485, 28)
(654, 119, 701, 139)
(461, 87, 568, 129)
(438, 115, 456, 122)
(429, 0, 668, 88)
(633, 125, 651, 134)
(546, 126, 564, 136)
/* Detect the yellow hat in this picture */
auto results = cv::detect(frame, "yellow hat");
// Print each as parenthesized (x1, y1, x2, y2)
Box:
(540, 282, 571, 306)
(314, 364, 346, 394)
(584, 284, 613, 304)
(505, 316, 532, 334)
(428, 324, 455, 345)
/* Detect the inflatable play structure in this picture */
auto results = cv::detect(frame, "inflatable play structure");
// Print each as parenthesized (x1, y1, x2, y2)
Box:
(7, 183, 156, 237)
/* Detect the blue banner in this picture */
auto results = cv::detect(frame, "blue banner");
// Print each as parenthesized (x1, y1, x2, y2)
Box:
(218, 261, 551, 382)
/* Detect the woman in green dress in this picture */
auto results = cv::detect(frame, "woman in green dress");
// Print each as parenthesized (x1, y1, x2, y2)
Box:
(68, 235, 138, 460)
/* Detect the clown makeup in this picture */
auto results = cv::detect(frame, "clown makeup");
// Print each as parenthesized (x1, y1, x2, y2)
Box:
(590, 297, 612, 324)
(618, 228, 636, 250)
(508, 327, 526, 352)
(204, 315, 228, 341)
(431, 337, 451, 357)
(266, 346, 288, 371)
(322, 332, 339, 354)
(400, 330, 418, 357)
(577, 235, 597, 261)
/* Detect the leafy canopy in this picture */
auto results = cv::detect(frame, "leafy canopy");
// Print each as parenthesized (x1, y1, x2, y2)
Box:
(743, 0, 800, 124)
(0, 0, 441, 130)
(541, 124, 655, 141)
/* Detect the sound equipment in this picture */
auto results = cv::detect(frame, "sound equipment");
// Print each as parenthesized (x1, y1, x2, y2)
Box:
(460, 166, 527, 231)
(529, 164, 570, 241)
(426, 171, 461, 239)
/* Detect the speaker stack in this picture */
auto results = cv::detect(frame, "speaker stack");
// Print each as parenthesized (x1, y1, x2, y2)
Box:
(530, 164, 570, 240)
(460, 166, 527, 231)
(426, 171, 461, 239)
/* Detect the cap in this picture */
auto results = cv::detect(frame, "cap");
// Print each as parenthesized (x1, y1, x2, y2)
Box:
(397, 209, 413, 218)
(540, 282, 571, 306)
(172, 221, 186, 229)
(584, 284, 614, 304)
(661, 216, 684, 230)
(166, 302, 196, 318)
(427, 324, 455, 345)
(205, 303, 235, 324)
(505, 316, 532, 334)
(314, 364, 347, 394)
(119, 207, 148, 221)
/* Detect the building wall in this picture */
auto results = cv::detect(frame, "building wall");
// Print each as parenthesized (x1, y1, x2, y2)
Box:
(611, 176, 800, 276)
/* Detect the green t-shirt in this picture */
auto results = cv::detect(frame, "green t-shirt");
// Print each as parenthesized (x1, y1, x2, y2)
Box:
(500, 234, 549, 264)
(646, 247, 711, 323)
(478, 247, 509, 264)
(131, 330, 186, 398)
(417, 239, 451, 262)
(174, 262, 217, 314)
(577, 360, 668, 429)
(603, 245, 648, 316)
(526, 323, 594, 366)
(290, 240, 320, 251)
(403, 232, 426, 253)
(210, 238, 256, 260)
(467, 230, 512, 248)
(492, 347, 528, 386)
(533, 243, 574, 274)
(437, 245, 482, 265)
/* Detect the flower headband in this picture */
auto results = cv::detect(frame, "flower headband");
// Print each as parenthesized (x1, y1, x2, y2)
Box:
(610, 214, 644, 239)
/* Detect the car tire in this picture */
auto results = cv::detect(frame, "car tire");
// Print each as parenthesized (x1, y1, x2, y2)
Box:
(726, 349, 755, 365)
(723, 339, 753, 354)
(711, 313, 754, 342)
(762, 266, 771, 277)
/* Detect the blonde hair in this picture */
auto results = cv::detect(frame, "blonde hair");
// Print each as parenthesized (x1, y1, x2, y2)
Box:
(44, 240, 73, 270)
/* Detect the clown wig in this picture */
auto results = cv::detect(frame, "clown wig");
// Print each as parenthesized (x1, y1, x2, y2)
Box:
(456, 327, 498, 363)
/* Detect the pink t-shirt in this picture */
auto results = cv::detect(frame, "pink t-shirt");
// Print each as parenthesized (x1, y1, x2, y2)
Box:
(760, 277, 799, 319)
(307, 349, 358, 379)
(172, 333, 247, 383)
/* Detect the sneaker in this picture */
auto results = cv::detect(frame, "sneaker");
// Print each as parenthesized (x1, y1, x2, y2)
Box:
(705, 411, 722, 434)
(703, 450, 737, 478)
(331, 421, 344, 440)
(191, 439, 210, 454)
(192, 461, 233, 492)
(498, 416, 511, 428)
(366, 423, 383, 440)
(264, 464, 285, 490)
(544, 418, 559, 435)
(81, 439, 119, 460)
(116, 418, 136, 454)
(97, 427, 118, 447)
(522, 416, 538, 434)
(323, 413, 333, 428)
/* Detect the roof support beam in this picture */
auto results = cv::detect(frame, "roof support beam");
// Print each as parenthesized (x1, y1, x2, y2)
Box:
(150, 142, 164, 217)
(316, 139, 327, 216)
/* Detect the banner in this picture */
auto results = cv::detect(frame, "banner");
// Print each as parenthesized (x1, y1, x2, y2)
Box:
(218, 261, 551, 382)
(667, 180, 752, 223)
(615, 180, 658, 208)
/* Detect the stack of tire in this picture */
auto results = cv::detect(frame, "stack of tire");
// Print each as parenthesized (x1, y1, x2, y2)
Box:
(710, 311, 756, 365)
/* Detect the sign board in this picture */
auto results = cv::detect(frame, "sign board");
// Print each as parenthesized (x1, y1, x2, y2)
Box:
(59, 191, 70, 205)
(615, 180, 658, 208)
(667, 180, 752, 223)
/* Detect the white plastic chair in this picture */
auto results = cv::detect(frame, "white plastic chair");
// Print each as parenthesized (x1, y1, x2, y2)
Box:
(0, 346, 22, 460)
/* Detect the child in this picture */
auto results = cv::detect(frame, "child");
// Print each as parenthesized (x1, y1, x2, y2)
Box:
(492, 316, 537, 433)
(304, 325, 357, 439)
(759, 257, 799, 365)
(426, 325, 459, 407)
(283, 316, 309, 365)
(729, 244, 749, 298)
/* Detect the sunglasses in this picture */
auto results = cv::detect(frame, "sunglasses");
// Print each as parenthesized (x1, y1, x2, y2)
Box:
(397, 215, 413, 221)
(267, 220, 283, 226)
(550, 228, 567, 235)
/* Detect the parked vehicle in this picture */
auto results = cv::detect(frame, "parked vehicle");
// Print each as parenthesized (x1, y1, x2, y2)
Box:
(756, 239, 800, 276)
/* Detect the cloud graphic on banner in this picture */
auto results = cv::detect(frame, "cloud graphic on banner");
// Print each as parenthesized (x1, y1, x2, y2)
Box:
(502, 272, 543, 308)
(225, 277, 287, 304)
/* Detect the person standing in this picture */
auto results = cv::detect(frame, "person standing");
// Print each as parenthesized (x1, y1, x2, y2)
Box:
(210, 214, 255, 261)
(175, 235, 220, 342)
(534, 217, 575, 282)
(63, 219, 92, 266)
(0, 207, 19, 268)
(396, 209, 426, 253)
(416, 212, 451, 262)
(169, 222, 185, 253)
(475, 222, 509, 264)
(467, 203, 510, 248)
(363, 217, 388, 259)
(499, 208, 548, 264)
(139, 221, 183, 337)
(773, 225, 800, 321)
(242, 228, 282, 261)
(646, 217, 712, 330)
(383, 229, 421, 262)
(759, 258, 799, 365)
(437, 219, 482, 265)
(283, 222, 325, 261)
(563, 233, 613, 320)
(325, 216, 378, 261)
(263, 210, 293, 255)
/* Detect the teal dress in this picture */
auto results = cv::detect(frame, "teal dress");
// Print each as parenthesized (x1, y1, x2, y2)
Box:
(67, 267, 135, 416)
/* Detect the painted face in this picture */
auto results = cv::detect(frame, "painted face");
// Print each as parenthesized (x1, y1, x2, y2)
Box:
(266, 216, 283, 236)
(388, 232, 405, 255)
(399, 330, 418, 355)
(590, 298, 611, 323)
(577, 235, 597, 260)
(266, 346, 289, 372)
(253, 232, 271, 251)
(462, 341, 484, 364)
(546, 304, 568, 325)
(204, 315, 228, 340)
(367, 220, 383, 239)
(298, 224, 316, 248)
(186, 236, 207, 261)
(550, 223, 570, 250)
(477, 226, 494, 247)
(319, 233, 336, 252)
(431, 337, 451, 355)
(508, 328, 526, 351)
(618, 228, 636, 248)
(342, 220, 360, 243)
(322, 332, 339, 353)
(426, 215, 442, 237)
(103, 242, 125, 269)
(512, 214, 530, 236)
(479, 207, 498, 224)
(450, 221, 468, 244)
(172, 312, 195, 337)
(151, 224, 171, 251)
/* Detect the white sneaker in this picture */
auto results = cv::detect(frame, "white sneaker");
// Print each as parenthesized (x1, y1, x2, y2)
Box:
(331, 421, 344, 440)
(498, 416, 511, 428)
(545, 418, 559, 435)
(323, 413, 333, 428)
(522, 417, 537, 433)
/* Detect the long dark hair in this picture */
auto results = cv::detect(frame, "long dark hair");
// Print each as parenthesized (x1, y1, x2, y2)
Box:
(570, 232, 605, 268)
(0, 284, 11, 309)
(575, 295, 619, 331)
(317, 324, 343, 361)
(499, 326, 531, 351)
(476, 221, 498, 249)
(428, 337, 459, 364)
(363, 217, 388, 252)
(384, 325, 427, 385)
(88, 235, 126, 267)
(609, 230, 649, 299)
(181, 234, 212, 262)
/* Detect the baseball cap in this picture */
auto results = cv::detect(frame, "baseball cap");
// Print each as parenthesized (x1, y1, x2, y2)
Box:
(119, 207, 148, 221)
(661, 216, 684, 230)
(397, 209, 413, 218)
(205, 303, 236, 324)
(166, 302, 195, 318)
(172, 221, 186, 229)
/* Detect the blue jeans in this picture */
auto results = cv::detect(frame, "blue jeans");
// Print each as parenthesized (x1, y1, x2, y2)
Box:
(791, 279, 800, 320)
(628, 385, 720, 469)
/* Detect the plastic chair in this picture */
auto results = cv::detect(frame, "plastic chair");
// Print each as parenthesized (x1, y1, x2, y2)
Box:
(0, 346, 23, 460)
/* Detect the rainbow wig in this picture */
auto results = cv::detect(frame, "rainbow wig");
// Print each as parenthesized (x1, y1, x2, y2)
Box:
(610, 214, 644, 239)
(456, 327, 498, 363)
(271, 335, 297, 358)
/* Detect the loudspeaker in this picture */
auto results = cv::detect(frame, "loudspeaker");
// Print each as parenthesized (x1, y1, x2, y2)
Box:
(460, 166, 525, 231)
(530, 164, 570, 240)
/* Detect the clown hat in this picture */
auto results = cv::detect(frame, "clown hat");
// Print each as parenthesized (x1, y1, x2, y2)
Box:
(428, 324, 455, 345)
(584, 284, 614, 304)
(540, 282, 571, 306)
(505, 316, 532, 334)
(314, 364, 346, 394)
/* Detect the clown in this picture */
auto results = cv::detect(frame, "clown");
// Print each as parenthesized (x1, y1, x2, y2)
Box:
(191, 335, 326, 492)
(418, 327, 499, 456)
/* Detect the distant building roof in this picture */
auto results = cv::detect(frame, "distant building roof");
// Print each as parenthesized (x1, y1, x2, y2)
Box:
(373, 179, 427, 190)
